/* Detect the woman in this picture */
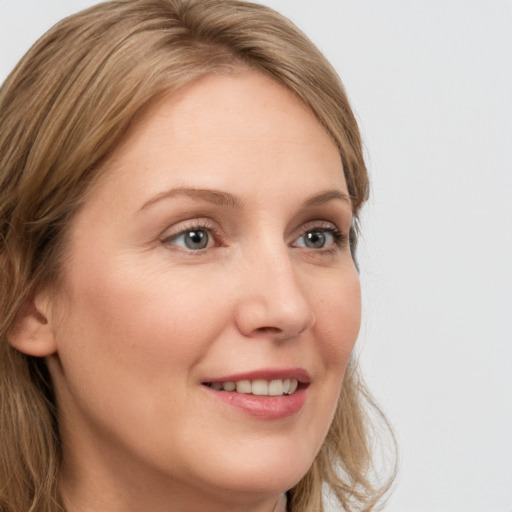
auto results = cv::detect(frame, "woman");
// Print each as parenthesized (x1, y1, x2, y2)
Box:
(0, 1, 394, 511)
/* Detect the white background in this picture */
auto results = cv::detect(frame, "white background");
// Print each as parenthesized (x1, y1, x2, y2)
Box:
(1, 1, 511, 511)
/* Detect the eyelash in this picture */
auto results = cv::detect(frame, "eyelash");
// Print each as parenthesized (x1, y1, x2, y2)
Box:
(161, 220, 347, 253)
(293, 221, 346, 252)
(161, 220, 221, 252)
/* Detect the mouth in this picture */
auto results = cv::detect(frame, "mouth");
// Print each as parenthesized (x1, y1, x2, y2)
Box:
(202, 372, 308, 419)
(203, 378, 300, 397)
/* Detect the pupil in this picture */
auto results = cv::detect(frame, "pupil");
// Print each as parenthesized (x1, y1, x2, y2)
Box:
(186, 230, 208, 249)
(306, 231, 325, 249)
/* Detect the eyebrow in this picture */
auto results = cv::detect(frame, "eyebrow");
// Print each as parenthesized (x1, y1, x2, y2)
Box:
(138, 186, 352, 213)
(301, 190, 352, 208)
(139, 187, 244, 212)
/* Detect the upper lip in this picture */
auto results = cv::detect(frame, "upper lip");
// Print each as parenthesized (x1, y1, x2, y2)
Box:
(202, 368, 311, 384)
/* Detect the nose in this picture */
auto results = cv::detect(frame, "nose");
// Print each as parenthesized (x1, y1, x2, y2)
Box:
(234, 246, 316, 342)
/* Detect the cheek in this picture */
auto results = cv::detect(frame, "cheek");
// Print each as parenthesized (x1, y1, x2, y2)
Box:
(50, 257, 233, 451)
(290, 270, 361, 460)
(55, 254, 231, 378)
(314, 270, 362, 366)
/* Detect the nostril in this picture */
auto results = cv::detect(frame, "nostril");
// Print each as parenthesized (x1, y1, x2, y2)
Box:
(255, 326, 281, 334)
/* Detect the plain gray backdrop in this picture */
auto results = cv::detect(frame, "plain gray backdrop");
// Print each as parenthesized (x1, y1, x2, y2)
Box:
(1, 1, 511, 511)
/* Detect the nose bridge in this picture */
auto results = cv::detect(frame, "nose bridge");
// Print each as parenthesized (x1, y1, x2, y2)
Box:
(234, 235, 315, 340)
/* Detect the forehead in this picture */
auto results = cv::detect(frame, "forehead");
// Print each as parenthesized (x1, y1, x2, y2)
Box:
(91, 70, 347, 205)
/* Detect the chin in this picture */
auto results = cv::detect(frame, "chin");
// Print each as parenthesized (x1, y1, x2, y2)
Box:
(191, 438, 317, 497)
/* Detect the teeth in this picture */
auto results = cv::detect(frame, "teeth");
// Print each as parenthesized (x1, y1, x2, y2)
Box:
(223, 382, 236, 391)
(235, 380, 251, 393)
(268, 379, 283, 396)
(252, 380, 268, 395)
(209, 378, 300, 396)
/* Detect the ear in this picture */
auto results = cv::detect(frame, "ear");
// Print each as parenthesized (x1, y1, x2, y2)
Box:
(7, 292, 58, 357)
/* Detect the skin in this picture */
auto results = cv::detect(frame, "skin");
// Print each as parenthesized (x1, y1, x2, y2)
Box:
(26, 71, 361, 511)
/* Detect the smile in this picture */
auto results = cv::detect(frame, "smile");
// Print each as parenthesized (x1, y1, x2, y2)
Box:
(204, 378, 299, 396)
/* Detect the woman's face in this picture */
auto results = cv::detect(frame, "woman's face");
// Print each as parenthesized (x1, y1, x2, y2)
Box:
(46, 71, 361, 510)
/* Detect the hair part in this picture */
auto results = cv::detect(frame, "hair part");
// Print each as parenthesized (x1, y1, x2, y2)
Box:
(0, 1, 393, 511)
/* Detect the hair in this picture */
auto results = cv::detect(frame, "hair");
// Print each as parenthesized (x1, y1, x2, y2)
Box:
(0, 1, 395, 511)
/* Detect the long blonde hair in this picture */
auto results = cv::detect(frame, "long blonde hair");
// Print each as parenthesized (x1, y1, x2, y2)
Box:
(0, 1, 395, 510)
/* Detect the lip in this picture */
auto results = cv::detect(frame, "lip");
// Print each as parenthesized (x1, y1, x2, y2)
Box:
(201, 367, 310, 420)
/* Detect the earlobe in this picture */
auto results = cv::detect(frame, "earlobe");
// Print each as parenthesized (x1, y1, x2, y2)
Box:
(7, 294, 58, 357)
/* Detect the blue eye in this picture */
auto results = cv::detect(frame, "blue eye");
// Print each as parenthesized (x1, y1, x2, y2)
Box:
(293, 227, 341, 250)
(169, 229, 211, 250)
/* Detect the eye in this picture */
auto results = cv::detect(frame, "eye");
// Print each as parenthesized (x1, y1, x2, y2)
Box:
(292, 225, 344, 250)
(165, 228, 213, 251)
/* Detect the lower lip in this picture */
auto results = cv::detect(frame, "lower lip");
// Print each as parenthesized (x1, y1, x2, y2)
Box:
(204, 386, 307, 420)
